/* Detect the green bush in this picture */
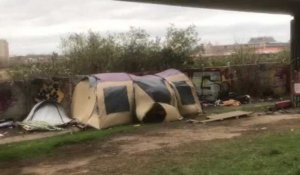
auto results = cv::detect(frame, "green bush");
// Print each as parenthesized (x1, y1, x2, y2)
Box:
(9, 25, 290, 80)
(193, 47, 290, 68)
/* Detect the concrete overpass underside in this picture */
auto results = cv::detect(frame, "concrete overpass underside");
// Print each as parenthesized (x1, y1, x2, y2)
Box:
(119, 0, 300, 105)
(120, 0, 300, 14)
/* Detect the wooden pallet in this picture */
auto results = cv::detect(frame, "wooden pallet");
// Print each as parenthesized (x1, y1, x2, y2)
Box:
(201, 111, 253, 124)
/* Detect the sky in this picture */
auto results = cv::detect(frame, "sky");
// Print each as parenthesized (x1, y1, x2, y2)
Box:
(0, 0, 293, 56)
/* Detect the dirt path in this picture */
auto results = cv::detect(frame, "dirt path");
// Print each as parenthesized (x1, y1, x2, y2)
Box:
(3, 114, 300, 175)
(103, 114, 300, 155)
(0, 127, 80, 145)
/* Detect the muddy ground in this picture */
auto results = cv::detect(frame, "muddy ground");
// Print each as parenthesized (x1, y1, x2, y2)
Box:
(1, 112, 300, 175)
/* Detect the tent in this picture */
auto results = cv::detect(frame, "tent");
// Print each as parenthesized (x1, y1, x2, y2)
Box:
(72, 69, 201, 129)
(72, 73, 134, 129)
(131, 75, 182, 123)
(23, 100, 71, 126)
(157, 69, 202, 117)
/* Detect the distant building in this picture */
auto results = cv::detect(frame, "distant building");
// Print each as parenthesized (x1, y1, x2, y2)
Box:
(248, 36, 276, 45)
(9, 54, 66, 65)
(199, 37, 289, 58)
(0, 40, 9, 66)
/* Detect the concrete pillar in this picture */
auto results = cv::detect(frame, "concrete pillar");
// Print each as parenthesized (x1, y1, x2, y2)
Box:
(291, 14, 300, 106)
(0, 40, 9, 67)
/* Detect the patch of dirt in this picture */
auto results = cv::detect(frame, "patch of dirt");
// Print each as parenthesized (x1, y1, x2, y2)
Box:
(21, 156, 96, 175)
(106, 127, 243, 154)
(0, 127, 80, 145)
(103, 114, 300, 155)
(2, 114, 300, 175)
(241, 114, 300, 127)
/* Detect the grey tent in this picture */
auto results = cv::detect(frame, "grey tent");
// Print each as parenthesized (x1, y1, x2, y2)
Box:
(23, 100, 71, 126)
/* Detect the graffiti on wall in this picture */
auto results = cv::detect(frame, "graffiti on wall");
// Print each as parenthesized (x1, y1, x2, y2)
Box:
(193, 70, 222, 102)
(190, 64, 289, 102)
(0, 89, 13, 113)
(0, 79, 68, 120)
(35, 81, 65, 103)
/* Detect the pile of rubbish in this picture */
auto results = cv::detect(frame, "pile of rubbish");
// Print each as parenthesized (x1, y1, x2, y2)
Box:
(202, 92, 251, 107)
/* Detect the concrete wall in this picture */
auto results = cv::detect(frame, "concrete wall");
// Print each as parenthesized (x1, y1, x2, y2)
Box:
(0, 77, 78, 121)
(187, 63, 290, 102)
(0, 40, 9, 67)
(0, 63, 290, 121)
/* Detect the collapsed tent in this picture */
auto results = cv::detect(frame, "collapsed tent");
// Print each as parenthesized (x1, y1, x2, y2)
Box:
(22, 100, 71, 130)
(131, 75, 182, 123)
(72, 73, 134, 129)
(157, 69, 202, 116)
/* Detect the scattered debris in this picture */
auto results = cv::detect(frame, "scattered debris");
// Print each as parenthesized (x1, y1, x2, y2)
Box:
(0, 131, 7, 138)
(266, 100, 292, 113)
(18, 121, 64, 131)
(234, 95, 251, 104)
(275, 100, 292, 110)
(261, 127, 268, 130)
(221, 93, 251, 104)
(214, 100, 222, 106)
(75, 123, 88, 129)
(0, 119, 14, 129)
(185, 119, 201, 124)
(213, 94, 250, 107)
(202, 102, 214, 108)
(223, 99, 241, 107)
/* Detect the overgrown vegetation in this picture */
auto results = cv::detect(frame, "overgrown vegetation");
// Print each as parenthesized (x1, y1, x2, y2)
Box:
(9, 25, 199, 80)
(8, 53, 71, 80)
(194, 47, 290, 68)
(61, 25, 198, 74)
(8, 25, 290, 80)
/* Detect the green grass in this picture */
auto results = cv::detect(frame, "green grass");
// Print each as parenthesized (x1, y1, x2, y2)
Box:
(205, 102, 274, 114)
(0, 102, 274, 163)
(0, 125, 137, 162)
(149, 131, 300, 175)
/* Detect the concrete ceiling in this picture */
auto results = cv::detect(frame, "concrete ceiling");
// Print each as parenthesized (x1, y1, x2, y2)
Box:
(119, 0, 300, 14)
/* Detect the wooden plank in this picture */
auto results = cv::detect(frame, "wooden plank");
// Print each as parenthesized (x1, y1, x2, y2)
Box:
(207, 111, 253, 119)
(201, 111, 253, 124)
